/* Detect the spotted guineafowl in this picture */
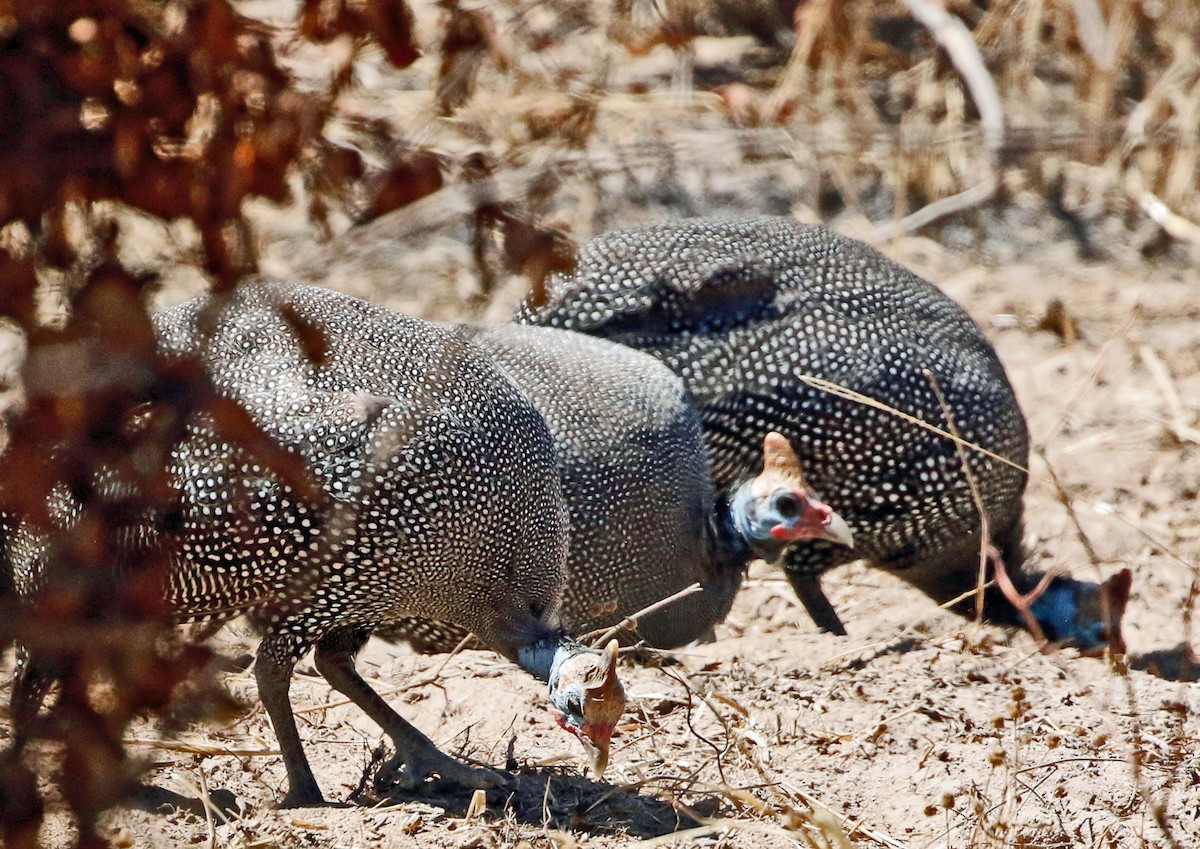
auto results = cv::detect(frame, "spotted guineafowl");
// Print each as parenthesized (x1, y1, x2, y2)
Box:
(382, 324, 852, 653)
(516, 217, 1130, 652)
(5, 283, 625, 806)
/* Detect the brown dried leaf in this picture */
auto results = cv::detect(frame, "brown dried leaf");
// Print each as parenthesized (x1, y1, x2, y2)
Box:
(1036, 298, 1080, 344)
(363, 149, 444, 221)
(435, 4, 496, 114)
(502, 214, 577, 298)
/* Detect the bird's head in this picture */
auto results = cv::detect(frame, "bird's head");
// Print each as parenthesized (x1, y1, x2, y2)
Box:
(1029, 569, 1132, 655)
(546, 639, 625, 776)
(730, 432, 854, 562)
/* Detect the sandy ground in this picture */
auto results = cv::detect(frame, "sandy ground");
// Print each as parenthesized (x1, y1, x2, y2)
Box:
(5, 3, 1200, 847)
(10, 213, 1198, 849)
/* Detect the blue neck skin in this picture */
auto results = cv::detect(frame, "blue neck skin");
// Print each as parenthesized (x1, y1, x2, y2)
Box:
(517, 635, 579, 689)
(705, 491, 753, 570)
(729, 485, 772, 546)
(711, 486, 784, 567)
(1028, 579, 1105, 649)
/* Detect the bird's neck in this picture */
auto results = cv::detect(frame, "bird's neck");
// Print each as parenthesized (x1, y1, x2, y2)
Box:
(517, 635, 578, 686)
(707, 490, 755, 572)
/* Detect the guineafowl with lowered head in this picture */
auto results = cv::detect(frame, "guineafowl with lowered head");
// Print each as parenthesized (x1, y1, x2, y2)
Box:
(5, 283, 625, 806)
(516, 216, 1130, 653)
(382, 323, 852, 654)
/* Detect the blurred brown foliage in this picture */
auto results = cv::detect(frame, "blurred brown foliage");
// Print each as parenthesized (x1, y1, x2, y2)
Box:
(0, 1, 418, 846)
(3, 1, 326, 289)
(2, 0, 1197, 845)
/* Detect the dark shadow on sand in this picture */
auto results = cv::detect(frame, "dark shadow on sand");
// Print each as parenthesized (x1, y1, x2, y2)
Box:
(1128, 643, 1200, 682)
(365, 767, 715, 838)
(127, 766, 715, 839)
(128, 784, 248, 822)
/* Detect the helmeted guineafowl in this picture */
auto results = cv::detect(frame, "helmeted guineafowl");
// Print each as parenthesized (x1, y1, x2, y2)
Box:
(515, 216, 1130, 652)
(381, 324, 852, 652)
(5, 282, 625, 806)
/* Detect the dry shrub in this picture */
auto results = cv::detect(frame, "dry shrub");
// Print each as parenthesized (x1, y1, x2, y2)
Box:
(767, 0, 1200, 242)
(1, 2, 1195, 847)
(0, 2, 419, 846)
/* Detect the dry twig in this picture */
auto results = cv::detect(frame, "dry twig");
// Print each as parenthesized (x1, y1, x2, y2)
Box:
(1138, 345, 1200, 445)
(582, 583, 703, 648)
(875, 175, 998, 240)
(291, 631, 476, 715)
(798, 374, 1027, 473)
(922, 369, 994, 626)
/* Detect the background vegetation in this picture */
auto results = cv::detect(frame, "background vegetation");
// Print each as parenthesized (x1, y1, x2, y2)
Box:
(1, 1, 1197, 847)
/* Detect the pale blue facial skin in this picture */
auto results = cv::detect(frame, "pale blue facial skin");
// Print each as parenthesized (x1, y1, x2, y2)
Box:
(1029, 581, 1107, 650)
(519, 637, 618, 766)
(731, 486, 811, 546)
(518, 638, 587, 730)
(547, 642, 588, 731)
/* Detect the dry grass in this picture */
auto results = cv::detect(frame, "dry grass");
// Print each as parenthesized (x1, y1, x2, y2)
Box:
(5, 2, 1199, 847)
(111, 0, 1199, 306)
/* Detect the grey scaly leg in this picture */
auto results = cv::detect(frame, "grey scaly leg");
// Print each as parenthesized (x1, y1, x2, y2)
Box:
(785, 571, 847, 636)
(312, 627, 503, 793)
(254, 633, 325, 807)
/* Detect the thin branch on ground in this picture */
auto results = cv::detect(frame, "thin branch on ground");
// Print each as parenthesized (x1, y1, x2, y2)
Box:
(292, 631, 476, 715)
(1129, 181, 1200, 246)
(875, 175, 998, 240)
(1138, 344, 1200, 445)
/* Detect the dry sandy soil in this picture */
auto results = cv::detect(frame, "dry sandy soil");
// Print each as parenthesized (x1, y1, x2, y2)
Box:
(15, 205, 1198, 849)
(5, 3, 1200, 848)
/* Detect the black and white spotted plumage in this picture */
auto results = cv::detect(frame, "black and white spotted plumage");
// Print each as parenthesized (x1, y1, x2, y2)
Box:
(468, 325, 741, 647)
(382, 323, 852, 652)
(515, 217, 1041, 634)
(379, 325, 728, 651)
(7, 283, 627, 804)
(149, 284, 570, 648)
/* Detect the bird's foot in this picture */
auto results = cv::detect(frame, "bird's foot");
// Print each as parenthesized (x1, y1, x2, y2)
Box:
(374, 746, 505, 793)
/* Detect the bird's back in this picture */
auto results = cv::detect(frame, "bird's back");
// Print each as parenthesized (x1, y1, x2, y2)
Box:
(53, 282, 570, 649)
(467, 324, 740, 647)
(381, 323, 740, 650)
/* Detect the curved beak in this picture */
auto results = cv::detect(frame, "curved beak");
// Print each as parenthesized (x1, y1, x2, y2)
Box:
(819, 510, 854, 548)
(752, 432, 854, 551)
(1078, 568, 1131, 657)
(768, 494, 854, 549)
(581, 734, 611, 776)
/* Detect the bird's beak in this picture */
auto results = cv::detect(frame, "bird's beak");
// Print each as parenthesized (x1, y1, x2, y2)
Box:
(1076, 568, 1132, 657)
(581, 735, 611, 776)
(768, 494, 854, 549)
(818, 510, 854, 548)
(1099, 568, 1132, 656)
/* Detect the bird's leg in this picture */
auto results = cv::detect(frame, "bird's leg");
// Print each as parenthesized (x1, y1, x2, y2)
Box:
(312, 627, 504, 794)
(987, 544, 1052, 651)
(785, 571, 848, 636)
(255, 634, 325, 807)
